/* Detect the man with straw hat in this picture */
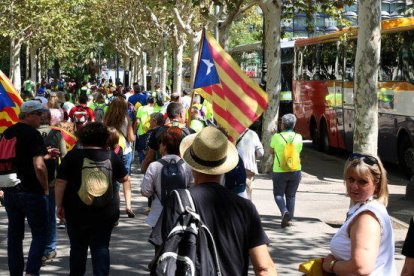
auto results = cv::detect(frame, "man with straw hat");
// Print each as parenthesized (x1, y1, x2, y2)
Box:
(150, 126, 277, 275)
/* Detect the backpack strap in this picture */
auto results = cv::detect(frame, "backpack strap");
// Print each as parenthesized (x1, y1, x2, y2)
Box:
(172, 189, 196, 214)
(275, 132, 295, 167)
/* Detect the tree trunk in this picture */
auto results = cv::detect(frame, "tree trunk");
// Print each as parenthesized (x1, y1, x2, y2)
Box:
(142, 52, 148, 91)
(10, 38, 23, 92)
(190, 32, 202, 87)
(353, 0, 381, 155)
(37, 48, 42, 82)
(160, 46, 168, 95)
(150, 48, 159, 92)
(218, 21, 232, 51)
(173, 41, 184, 95)
(259, 0, 282, 173)
(25, 44, 30, 80)
(30, 45, 38, 82)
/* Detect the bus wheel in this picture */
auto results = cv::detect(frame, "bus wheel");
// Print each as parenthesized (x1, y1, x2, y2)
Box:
(319, 121, 329, 152)
(399, 136, 414, 178)
(310, 124, 319, 149)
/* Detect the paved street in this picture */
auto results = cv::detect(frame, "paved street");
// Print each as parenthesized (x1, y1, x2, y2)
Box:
(0, 142, 413, 275)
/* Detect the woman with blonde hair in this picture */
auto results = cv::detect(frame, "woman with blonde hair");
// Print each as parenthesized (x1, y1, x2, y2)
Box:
(104, 97, 135, 217)
(47, 92, 67, 126)
(322, 153, 396, 275)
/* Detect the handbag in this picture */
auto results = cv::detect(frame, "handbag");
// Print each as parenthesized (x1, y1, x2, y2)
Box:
(298, 258, 334, 276)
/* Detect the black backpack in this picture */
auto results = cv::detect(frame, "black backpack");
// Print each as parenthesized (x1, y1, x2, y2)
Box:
(151, 189, 222, 276)
(224, 155, 247, 194)
(155, 91, 164, 107)
(157, 158, 187, 206)
(41, 129, 61, 183)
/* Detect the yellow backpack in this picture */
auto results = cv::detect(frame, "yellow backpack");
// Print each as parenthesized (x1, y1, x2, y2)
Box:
(279, 133, 300, 171)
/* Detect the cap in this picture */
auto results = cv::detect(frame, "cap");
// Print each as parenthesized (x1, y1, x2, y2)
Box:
(20, 100, 46, 114)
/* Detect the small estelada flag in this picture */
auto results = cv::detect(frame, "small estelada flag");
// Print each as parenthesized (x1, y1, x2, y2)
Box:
(193, 31, 268, 141)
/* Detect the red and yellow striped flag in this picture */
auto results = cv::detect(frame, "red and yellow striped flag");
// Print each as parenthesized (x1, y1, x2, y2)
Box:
(193, 32, 268, 141)
(0, 70, 23, 133)
(51, 126, 77, 151)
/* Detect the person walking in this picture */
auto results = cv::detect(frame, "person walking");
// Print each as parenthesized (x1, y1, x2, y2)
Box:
(322, 153, 396, 275)
(37, 110, 67, 266)
(151, 126, 277, 275)
(270, 113, 303, 228)
(54, 123, 132, 275)
(236, 128, 264, 200)
(2, 100, 58, 276)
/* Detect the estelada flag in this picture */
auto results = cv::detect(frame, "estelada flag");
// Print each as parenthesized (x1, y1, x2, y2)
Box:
(193, 31, 268, 142)
(0, 70, 23, 133)
(51, 126, 77, 151)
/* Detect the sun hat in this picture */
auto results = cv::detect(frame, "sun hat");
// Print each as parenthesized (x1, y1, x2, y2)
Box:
(179, 126, 239, 175)
(20, 100, 47, 114)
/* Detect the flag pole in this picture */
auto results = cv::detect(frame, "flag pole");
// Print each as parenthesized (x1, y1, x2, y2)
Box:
(187, 29, 206, 128)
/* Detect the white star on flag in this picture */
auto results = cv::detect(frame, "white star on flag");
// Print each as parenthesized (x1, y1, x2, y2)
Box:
(202, 59, 214, 76)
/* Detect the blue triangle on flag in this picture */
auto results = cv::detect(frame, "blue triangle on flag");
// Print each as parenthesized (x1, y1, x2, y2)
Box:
(0, 82, 15, 111)
(193, 34, 220, 89)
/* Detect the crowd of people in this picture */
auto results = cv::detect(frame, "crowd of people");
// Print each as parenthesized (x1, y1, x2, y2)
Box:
(0, 76, 413, 275)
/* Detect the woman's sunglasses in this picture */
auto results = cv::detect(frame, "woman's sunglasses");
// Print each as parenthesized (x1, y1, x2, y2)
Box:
(348, 153, 378, 166)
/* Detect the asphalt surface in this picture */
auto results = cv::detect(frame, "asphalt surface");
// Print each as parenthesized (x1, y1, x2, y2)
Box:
(0, 142, 413, 275)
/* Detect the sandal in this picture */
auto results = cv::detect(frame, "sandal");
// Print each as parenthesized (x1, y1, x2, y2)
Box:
(126, 208, 135, 218)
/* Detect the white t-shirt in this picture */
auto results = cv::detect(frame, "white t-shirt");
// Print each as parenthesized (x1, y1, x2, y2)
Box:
(330, 200, 396, 275)
(236, 129, 264, 174)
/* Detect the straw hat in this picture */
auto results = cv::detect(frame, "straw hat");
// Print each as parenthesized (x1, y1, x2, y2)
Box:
(179, 126, 239, 175)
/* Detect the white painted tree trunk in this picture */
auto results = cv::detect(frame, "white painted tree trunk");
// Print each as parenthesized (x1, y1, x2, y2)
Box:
(173, 42, 184, 95)
(30, 45, 37, 82)
(160, 47, 168, 94)
(353, 0, 381, 155)
(259, 0, 282, 173)
(142, 52, 147, 91)
(10, 38, 23, 92)
(37, 48, 42, 82)
(130, 56, 136, 84)
(150, 48, 158, 92)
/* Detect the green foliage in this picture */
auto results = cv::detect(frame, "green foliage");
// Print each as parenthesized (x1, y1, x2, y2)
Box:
(228, 8, 262, 49)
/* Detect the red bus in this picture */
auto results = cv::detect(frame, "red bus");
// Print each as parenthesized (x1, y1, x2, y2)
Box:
(293, 17, 414, 175)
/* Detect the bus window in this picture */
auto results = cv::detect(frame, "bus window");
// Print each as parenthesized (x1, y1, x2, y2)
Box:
(344, 40, 356, 82)
(320, 41, 342, 80)
(381, 33, 402, 81)
(303, 45, 317, 80)
(296, 47, 304, 80)
(400, 30, 414, 83)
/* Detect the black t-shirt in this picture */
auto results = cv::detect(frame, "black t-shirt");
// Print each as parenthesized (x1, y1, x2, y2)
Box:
(3, 122, 47, 194)
(402, 216, 414, 258)
(151, 183, 270, 276)
(57, 148, 127, 226)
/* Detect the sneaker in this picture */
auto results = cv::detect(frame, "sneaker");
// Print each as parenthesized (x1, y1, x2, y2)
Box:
(281, 211, 291, 228)
(41, 250, 57, 266)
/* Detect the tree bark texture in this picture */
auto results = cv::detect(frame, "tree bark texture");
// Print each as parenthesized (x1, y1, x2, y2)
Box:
(10, 38, 23, 92)
(259, 0, 282, 173)
(142, 52, 148, 91)
(30, 45, 37, 82)
(160, 47, 168, 94)
(150, 48, 159, 92)
(173, 39, 184, 95)
(353, 0, 381, 155)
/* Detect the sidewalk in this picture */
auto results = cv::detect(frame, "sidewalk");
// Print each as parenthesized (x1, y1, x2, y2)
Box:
(0, 144, 412, 275)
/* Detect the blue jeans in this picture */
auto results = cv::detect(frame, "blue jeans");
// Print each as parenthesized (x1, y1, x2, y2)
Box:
(136, 133, 149, 163)
(122, 151, 132, 175)
(272, 171, 302, 219)
(66, 222, 114, 276)
(4, 188, 48, 276)
(44, 187, 57, 256)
